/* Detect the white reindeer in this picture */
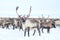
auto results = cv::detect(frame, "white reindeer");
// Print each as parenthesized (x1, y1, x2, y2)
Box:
(16, 6, 41, 37)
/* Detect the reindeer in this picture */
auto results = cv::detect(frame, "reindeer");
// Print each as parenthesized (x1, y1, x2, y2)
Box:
(0, 18, 3, 27)
(40, 15, 56, 33)
(16, 6, 41, 37)
(16, 6, 32, 36)
(12, 19, 18, 30)
(2, 18, 11, 29)
(12, 18, 22, 30)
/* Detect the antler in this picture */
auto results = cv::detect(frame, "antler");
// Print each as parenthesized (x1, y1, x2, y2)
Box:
(27, 6, 32, 17)
(29, 6, 32, 14)
(16, 6, 19, 16)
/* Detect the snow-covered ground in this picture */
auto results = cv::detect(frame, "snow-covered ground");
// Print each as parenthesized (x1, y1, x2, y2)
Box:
(0, 26, 60, 40)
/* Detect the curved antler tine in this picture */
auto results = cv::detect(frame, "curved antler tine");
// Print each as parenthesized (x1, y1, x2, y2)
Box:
(29, 6, 32, 15)
(27, 6, 32, 17)
(16, 6, 19, 12)
(16, 6, 20, 16)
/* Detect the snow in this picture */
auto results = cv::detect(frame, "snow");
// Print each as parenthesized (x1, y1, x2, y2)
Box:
(0, 26, 60, 40)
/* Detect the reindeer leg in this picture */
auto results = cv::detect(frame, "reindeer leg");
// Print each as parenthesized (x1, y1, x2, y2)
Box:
(33, 30, 36, 36)
(24, 28, 26, 37)
(19, 25, 23, 31)
(27, 27, 30, 37)
(47, 27, 50, 33)
(13, 24, 15, 30)
(53, 24, 56, 28)
(42, 27, 44, 33)
(19, 26, 21, 31)
(24, 27, 30, 37)
(13, 26, 15, 30)
(19, 26, 20, 31)
(6, 24, 9, 29)
(2, 25, 4, 29)
(37, 27, 41, 36)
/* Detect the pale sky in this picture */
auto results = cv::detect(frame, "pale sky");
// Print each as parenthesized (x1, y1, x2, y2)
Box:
(0, 0, 60, 18)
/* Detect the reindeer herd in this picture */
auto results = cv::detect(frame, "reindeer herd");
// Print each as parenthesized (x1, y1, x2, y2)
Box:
(0, 6, 57, 37)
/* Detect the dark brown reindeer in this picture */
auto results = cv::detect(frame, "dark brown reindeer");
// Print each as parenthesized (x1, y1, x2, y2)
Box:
(2, 18, 12, 29)
(0, 18, 4, 28)
(31, 18, 41, 36)
(0, 18, 3, 28)
(40, 15, 56, 33)
(12, 18, 18, 30)
(12, 18, 22, 30)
